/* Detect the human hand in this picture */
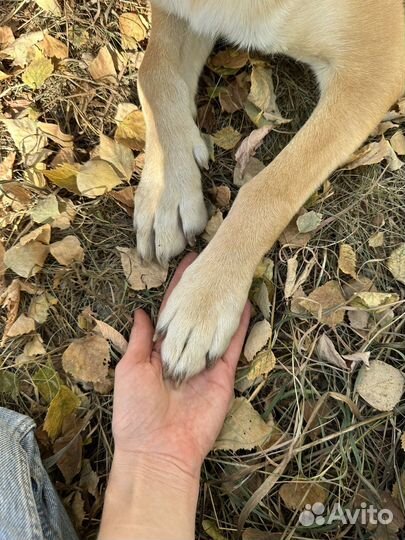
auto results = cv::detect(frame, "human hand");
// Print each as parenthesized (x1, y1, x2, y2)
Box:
(112, 252, 251, 479)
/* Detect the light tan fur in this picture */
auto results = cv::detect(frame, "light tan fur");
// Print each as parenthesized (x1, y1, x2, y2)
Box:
(134, 0, 405, 380)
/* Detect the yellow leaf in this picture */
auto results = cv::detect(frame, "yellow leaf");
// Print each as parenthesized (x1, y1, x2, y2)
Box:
(42, 34, 68, 59)
(33, 0, 61, 15)
(338, 244, 357, 278)
(31, 194, 61, 223)
(202, 520, 227, 540)
(0, 152, 16, 181)
(99, 134, 134, 181)
(246, 350, 276, 381)
(1, 117, 47, 166)
(211, 126, 241, 150)
(5, 313, 36, 338)
(88, 46, 117, 83)
(351, 291, 399, 309)
(214, 397, 272, 451)
(62, 335, 110, 386)
(387, 243, 405, 285)
(33, 365, 62, 402)
(76, 159, 122, 197)
(115, 109, 146, 150)
(43, 385, 80, 441)
(299, 280, 345, 326)
(355, 360, 404, 411)
(279, 479, 328, 511)
(208, 48, 249, 75)
(22, 51, 54, 89)
(117, 247, 167, 290)
(49, 236, 84, 266)
(43, 163, 80, 193)
(119, 13, 148, 49)
(4, 241, 49, 278)
(0, 31, 44, 67)
(368, 231, 384, 248)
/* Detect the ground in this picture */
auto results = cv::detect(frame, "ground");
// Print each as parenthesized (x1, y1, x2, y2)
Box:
(1, 1, 405, 539)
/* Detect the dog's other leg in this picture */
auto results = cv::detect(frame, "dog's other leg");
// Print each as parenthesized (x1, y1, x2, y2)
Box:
(135, 7, 215, 265)
(157, 0, 405, 381)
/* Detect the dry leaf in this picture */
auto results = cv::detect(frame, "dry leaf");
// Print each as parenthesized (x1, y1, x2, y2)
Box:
(115, 109, 146, 150)
(246, 350, 276, 381)
(5, 313, 36, 338)
(338, 244, 357, 278)
(214, 397, 272, 451)
(248, 62, 289, 126)
(110, 186, 136, 215)
(0, 280, 22, 341)
(28, 292, 57, 323)
(38, 122, 73, 148)
(345, 138, 403, 171)
(4, 241, 49, 278)
(49, 236, 84, 265)
(202, 210, 223, 242)
(0, 31, 44, 67)
(296, 211, 322, 233)
(34, 0, 61, 15)
(348, 309, 369, 329)
(115, 102, 138, 122)
(22, 50, 54, 89)
(99, 134, 134, 181)
(279, 479, 328, 511)
(62, 335, 110, 385)
(390, 130, 405, 155)
(355, 360, 404, 411)
(351, 291, 399, 310)
(79, 308, 128, 354)
(33, 365, 62, 402)
(119, 12, 148, 49)
(243, 320, 272, 362)
(20, 224, 51, 246)
(2, 117, 47, 167)
(387, 243, 405, 285)
(76, 159, 122, 197)
(253, 281, 271, 319)
(88, 46, 117, 83)
(284, 256, 298, 299)
(42, 34, 68, 59)
(0, 26, 14, 48)
(31, 194, 61, 223)
(233, 156, 265, 187)
(316, 334, 347, 370)
(51, 200, 76, 230)
(117, 247, 167, 290)
(342, 351, 370, 370)
(0, 152, 16, 181)
(44, 163, 80, 193)
(23, 334, 46, 356)
(299, 280, 345, 326)
(54, 414, 83, 484)
(43, 385, 80, 441)
(279, 212, 312, 248)
(202, 520, 227, 540)
(209, 185, 231, 209)
(0, 242, 5, 293)
(235, 126, 271, 177)
(368, 231, 385, 248)
(209, 49, 249, 75)
(79, 459, 99, 497)
(211, 127, 241, 150)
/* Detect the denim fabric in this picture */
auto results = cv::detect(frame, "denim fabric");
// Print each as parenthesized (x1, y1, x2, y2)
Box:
(0, 407, 79, 540)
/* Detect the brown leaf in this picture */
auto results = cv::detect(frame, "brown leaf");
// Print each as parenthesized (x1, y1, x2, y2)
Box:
(38, 122, 73, 148)
(28, 292, 57, 324)
(208, 49, 249, 75)
(279, 479, 328, 511)
(235, 126, 271, 177)
(209, 185, 231, 209)
(79, 459, 99, 497)
(42, 34, 68, 59)
(76, 159, 122, 197)
(4, 241, 49, 278)
(5, 313, 36, 338)
(88, 46, 117, 83)
(0, 241, 5, 293)
(0, 279, 21, 341)
(338, 244, 357, 278)
(243, 320, 272, 362)
(233, 156, 265, 187)
(49, 236, 84, 266)
(211, 127, 241, 150)
(51, 200, 76, 230)
(115, 109, 146, 151)
(62, 334, 110, 386)
(0, 31, 44, 67)
(278, 212, 312, 248)
(20, 224, 52, 246)
(0, 152, 16, 181)
(0, 26, 15, 49)
(54, 414, 83, 484)
(110, 186, 135, 215)
(344, 138, 403, 171)
(117, 247, 167, 290)
(78, 308, 128, 354)
(299, 281, 345, 326)
(202, 210, 223, 242)
(119, 12, 148, 49)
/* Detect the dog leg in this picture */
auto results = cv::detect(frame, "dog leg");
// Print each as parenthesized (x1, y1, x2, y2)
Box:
(158, 0, 405, 380)
(135, 6, 215, 265)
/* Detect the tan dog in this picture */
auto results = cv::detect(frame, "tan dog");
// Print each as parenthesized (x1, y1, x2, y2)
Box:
(134, 0, 405, 381)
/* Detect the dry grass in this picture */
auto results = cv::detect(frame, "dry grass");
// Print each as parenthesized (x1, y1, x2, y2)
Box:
(1, 1, 405, 539)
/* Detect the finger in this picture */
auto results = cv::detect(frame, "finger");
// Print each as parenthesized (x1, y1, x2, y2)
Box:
(222, 301, 252, 370)
(153, 252, 198, 353)
(121, 309, 154, 364)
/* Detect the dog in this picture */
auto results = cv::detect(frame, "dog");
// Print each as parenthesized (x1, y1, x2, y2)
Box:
(134, 0, 405, 381)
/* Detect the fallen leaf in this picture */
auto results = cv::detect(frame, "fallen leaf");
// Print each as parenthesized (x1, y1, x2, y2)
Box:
(211, 127, 241, 150)
(33, 0, 62, 16)
(44, 163, 80, 193)
(1, 182, 32, 211)
(0, 152, 16, 181)
(88, 46, 117, 83)
(110, 186, 135, 215)
(279, 479, 328, 511)
(62, 334, 110, 386)
(69, 491, 85, 529)
(31, 194, 61, 223)
(79, 459, 99, 497)
(235, 126, 271, 178)
(119, 12, 148, 49)
(20, 224, 52, 246)
(248, 61, 289, 126)
(0, 31, 44, 67)
(338, 244, 357, 278)
(4, 241, 49, 278)
(33, 365, 62, 402)
(208, 49, 249, 75)
(202, 210, 223, 242)
(38, 122, 73, 148)
(233, 156, 265, 187)
(316, 334, 347, 370)
(1, 117, 47, 167)
(22, 50, 54, 89)
(219, 73, 250, 114)
(279, 212, 312, 248)
(5, 313, 36, 338)
(296, 211, 322, 233)
(246, 350, 276, 381)
(49, 236, 84, 265)
(24, 164, 48, 187)
(23, 334, 46, 356)
(368, 231, 385, 248)
(78, 308, 128, 354)
(254, 257, 274, 281)
(342, 351, 370, 370)
(54, 416, 83, 484)
(351, 291, 399, 310)
(342, 275, 375, 299)
(76, 159, 122, 197)
(348, 309, 369, 329)
(390, 130, 405, 155)
(51, 200, 76, 230)
(355, 360, 404, 411)
(43, 385, 80, 441)
(117, 247, 167, 290)
(0, 241, 5, 292)
(253, 281, 271, 319)
(344, 138, 403, 171)
(242, 530, 283, 540)
(209, 185, 231, 209)
(0, 26, 15, 49)
(243, 320, 272, 362)
(115, 109, 146, 150)
(299, 280, 345, 326)
(387, 243, 405, 285)
(284, 256, 298, 299)
(42, 34, 68, 59)
(99, 134, 134, 181)
(28, 292, 57, 323)
(0, 371, 19, 399)
(115, 102, 138, 122)
(202, 520, 227, 540)
(0, 280, 22, 341)
(214, 397, 272, 451)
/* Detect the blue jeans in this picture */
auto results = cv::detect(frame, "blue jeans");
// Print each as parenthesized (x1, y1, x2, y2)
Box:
(0, 407, 79, 540)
